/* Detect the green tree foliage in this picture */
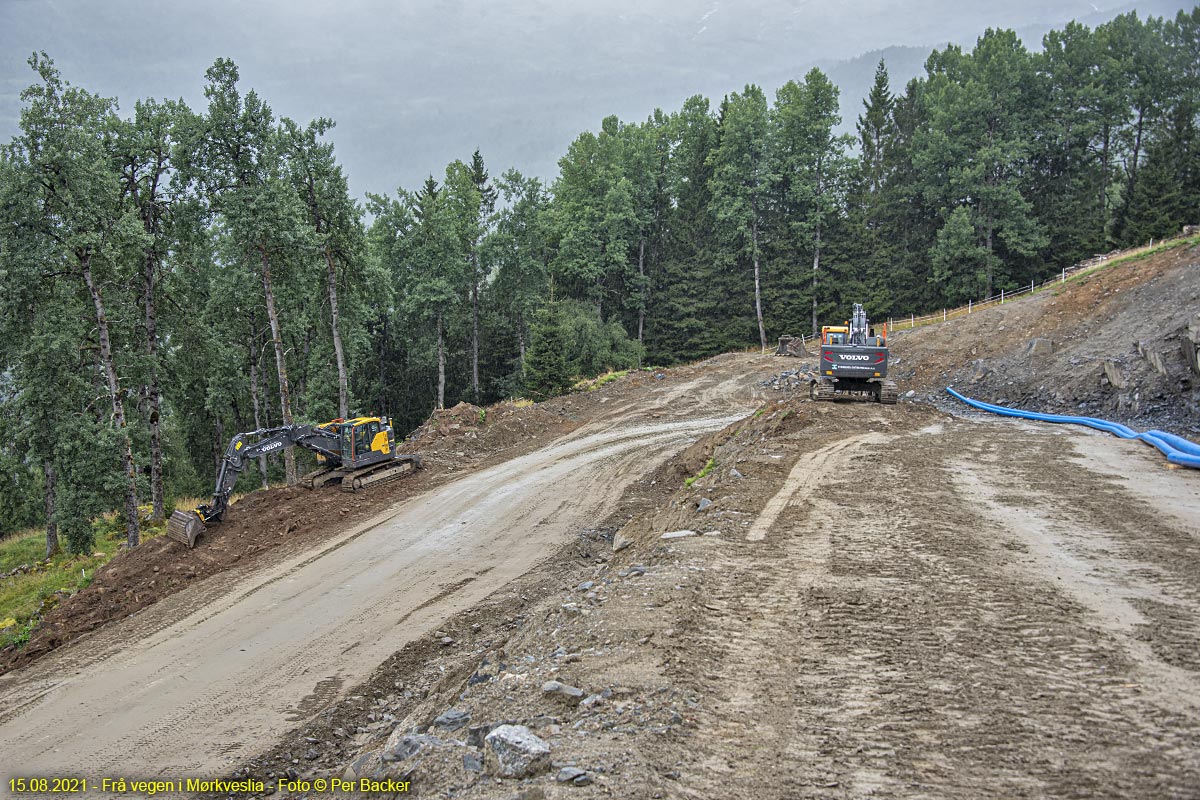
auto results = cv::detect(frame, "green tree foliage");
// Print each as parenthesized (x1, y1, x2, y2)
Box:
(770, 70, 854, 335)
(915, 31, 1048, 300)
(485, 169, 552, 392)
(2, 54, 146, 548)
(523, 303, 571, 400)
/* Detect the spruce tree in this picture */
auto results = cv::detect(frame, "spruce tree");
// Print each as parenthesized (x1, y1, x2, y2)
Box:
(524, 303, 571, 400)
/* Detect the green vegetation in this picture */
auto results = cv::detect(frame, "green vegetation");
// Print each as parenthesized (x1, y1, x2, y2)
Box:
(0, 533, 47, 575)
(574, 370, 630, 391)
(685, 459, 716, 488)
(0, 516, 169, 648)
(1, 8, 1198, 549)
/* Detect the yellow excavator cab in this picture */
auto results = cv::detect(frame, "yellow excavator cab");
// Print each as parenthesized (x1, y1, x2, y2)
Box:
(821, 326, 849, 345)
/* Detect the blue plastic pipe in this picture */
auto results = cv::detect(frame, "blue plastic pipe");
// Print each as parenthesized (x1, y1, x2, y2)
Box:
(945, 387, 1200, 469)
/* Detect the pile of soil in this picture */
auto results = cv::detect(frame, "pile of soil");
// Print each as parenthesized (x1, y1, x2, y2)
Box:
(891, 241, 1200, 435)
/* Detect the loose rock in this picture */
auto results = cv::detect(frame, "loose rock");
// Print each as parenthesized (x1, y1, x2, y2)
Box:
(542, 680, 585, 700)
(661, 530, 697, 539)
(483, 725, 551, 778)
(556, 766, 592, 785)
(433, 708, 471, 731)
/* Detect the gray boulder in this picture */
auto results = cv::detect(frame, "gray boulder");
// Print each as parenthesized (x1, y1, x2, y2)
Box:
(483, 724, 551, 778)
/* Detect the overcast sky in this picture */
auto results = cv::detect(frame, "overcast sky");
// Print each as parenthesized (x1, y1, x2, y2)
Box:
(0, 0, 1189, 200)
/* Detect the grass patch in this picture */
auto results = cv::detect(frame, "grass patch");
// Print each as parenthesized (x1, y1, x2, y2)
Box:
(0, 533, 48, 575)
(0, 548, 98, 641)
(684, 458, 716, 489)
(573, 369, 630, 392)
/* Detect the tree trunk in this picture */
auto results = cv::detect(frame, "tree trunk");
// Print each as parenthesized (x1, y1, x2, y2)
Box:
(811, 219, 822, 337)
(82, 258, 140, 548)
(260, 248, 297, 486)
(1130, 110, 1146, 188)
(324, 247, 350, 419)
(214, 416, 225, 486)
(142, 249, 164, 521)
(471, 249, 480, 404)
(248, 329, 269, 489)
(436, 314, 446, 410)
(985, 222, 995, 299)
(378, 316, 388, 415)
(752, 221, 766, 350)
(637, 238, 646, 348)
(517, 313, 527, 375)
(1100, 124, 1112, 223)
(1123, 109, 1147, 232)
(44, 460, 59, 559)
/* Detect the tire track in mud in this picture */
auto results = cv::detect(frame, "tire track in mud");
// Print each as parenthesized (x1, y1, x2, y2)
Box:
(746, 432, 887, 542)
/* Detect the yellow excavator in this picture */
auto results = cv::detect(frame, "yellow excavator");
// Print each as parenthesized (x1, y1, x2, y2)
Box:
(166, 416, 421, 548)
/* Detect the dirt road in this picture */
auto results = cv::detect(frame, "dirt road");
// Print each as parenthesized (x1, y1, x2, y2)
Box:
(670, 406, 1200, 798)
(0, 358, 767, 782)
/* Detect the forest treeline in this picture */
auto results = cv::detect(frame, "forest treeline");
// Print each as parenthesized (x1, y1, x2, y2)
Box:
(1, 10, 1197, 553)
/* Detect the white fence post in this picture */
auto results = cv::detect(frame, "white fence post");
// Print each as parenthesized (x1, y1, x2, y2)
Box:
(911, 314, 914, 328)
(969, 299, 972, 313)
(943, 308, 947, 321)
(1001, 288, 1005, 304)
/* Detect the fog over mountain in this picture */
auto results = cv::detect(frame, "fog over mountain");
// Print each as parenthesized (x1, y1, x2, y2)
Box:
(1, 0, 1190, 199)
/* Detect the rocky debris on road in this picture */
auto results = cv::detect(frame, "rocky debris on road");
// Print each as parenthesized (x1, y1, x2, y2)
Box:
(555, 766, 593, 785)
(660, 530, 697, 540)
(224, 397, 951, 799)
(758, 367, 814, 392)
(245, 389, 1196, 797)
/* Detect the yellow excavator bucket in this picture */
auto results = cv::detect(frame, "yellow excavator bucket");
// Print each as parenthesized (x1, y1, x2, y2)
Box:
(166, 510, 205, 548)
